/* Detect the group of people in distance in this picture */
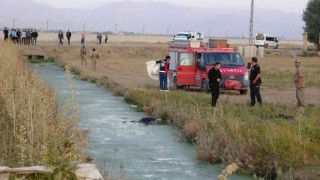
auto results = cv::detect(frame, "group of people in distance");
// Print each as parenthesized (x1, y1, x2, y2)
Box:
(56, 30, 108, 72)
(2, 27, 39, 45)
(57, 30, 108, 46)
(157, 56, 305, 109)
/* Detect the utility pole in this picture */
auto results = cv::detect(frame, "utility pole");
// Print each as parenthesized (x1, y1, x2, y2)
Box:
(13, 18, 18, 29)
(83, 23, 86, 33)
(46, 20, 50, 32)
(249, 0, 255, 45)
(115, 24, 118, 34)
(143, 25, 145, 35)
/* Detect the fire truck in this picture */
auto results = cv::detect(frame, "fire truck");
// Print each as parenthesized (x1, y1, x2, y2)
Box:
(168, 40, 249, 94)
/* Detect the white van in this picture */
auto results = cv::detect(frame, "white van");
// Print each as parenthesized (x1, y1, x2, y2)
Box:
(254, 33, 279, 49)
(173, 32, 204, 41)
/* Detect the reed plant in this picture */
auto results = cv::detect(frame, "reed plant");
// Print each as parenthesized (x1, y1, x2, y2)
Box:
(0, 42, 87, 177)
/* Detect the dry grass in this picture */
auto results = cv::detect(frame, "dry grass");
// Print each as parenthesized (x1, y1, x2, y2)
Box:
(22, 42, 320, 106)
(18, 41, 320, 178)
(0, 42, 87, 178)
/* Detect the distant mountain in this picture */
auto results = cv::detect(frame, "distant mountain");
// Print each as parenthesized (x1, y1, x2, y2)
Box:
(0, 0, 304, 39)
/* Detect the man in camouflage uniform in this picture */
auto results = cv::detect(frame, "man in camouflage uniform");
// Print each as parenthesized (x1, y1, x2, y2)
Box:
(80, 45, 87, 66)
(90, 48, 99, 71)
(294, 59, 305, 107)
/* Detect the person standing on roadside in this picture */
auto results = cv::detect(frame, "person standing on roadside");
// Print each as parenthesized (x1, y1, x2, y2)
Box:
(16, 29, 21, 44)
(90, 48, 99, 71)
(249, 57, 262, 106)
(105, 34, 108, 44)
(21, 29, 26, 45)
(294, 59, 305, 108)
(81, 34, 85, 45)
(66, 29, 72, 45)
(96, 33, 102, 45)
(31, 29, 34, 45)
(10, 29, 17, 43)
(58, 30, 64, 45)
(3, 27, 9, 42)
(80, 45, 87, 66)
(208, 62, 222, 108)
(156, 55, 171, 91)
(26, 29, 31, 45)
(32, 29, 38, 45)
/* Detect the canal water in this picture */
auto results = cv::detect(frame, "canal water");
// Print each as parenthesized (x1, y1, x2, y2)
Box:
(34, 63, 251, 180)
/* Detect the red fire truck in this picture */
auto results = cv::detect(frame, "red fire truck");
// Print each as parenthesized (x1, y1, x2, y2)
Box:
(168, 40, 249, 94)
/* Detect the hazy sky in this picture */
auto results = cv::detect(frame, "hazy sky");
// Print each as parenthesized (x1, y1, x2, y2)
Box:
(32, 0, 309, 13)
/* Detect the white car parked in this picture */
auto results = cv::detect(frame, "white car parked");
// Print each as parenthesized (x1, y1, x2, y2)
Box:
(173, 32, 204, 41)
(254, 33, 279, 49)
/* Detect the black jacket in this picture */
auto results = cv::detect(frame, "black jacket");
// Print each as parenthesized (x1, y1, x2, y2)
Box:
(208, 68, 222, 86)
(66, 32, 72, 38)
(249, 64, 261, 84)
(31, 32, 38, 38)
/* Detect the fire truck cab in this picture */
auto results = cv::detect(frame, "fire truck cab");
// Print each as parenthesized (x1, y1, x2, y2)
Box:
(169, 40, 249, 94)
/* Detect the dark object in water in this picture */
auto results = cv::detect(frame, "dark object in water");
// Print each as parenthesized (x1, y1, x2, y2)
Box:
(277, 113, 294, 119)
(131, 117, 161, 125)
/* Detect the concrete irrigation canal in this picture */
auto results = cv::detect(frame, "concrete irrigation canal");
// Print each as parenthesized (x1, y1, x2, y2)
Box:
(33, 63, 251, 180)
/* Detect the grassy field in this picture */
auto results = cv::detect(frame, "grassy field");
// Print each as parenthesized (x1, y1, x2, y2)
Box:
(19, 40, 320, 178)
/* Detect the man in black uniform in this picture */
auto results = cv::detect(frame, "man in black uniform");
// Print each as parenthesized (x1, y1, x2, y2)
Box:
(249, 57, 262, 106)
(3, 27, 9, 42)
(208, 62, 222, 108)
(66, 30, 72, 45)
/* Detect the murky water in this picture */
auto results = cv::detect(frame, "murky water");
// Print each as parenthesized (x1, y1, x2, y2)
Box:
(34, 63, 251, 180)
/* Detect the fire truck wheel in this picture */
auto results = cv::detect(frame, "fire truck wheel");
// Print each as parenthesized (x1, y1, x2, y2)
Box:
(201, 80, 209, 93)
(240, 90, 248, 95)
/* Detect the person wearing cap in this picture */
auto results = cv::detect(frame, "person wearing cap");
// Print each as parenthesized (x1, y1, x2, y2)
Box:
(208, 62, 222, 108)
(156, 55, 171, 91)
(294, 59, 305, 107)
(249, 57, 262, 106)
(90, 48, 99, 71)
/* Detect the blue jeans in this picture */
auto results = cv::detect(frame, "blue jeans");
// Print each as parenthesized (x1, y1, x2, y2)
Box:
(159, 72, 168, 90)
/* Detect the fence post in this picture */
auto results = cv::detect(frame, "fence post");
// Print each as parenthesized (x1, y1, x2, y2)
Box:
(303, 32, 308, 51)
